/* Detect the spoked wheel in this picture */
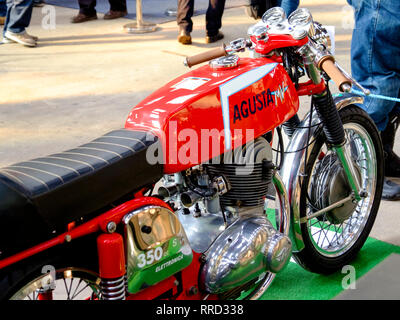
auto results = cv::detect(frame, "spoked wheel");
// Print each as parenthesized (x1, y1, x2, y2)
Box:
(10, 267, 101, 300)
(293, 105, 384, 274)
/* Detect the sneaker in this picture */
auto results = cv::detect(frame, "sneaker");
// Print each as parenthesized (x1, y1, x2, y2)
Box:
(2, 37, 15, 44)
(3, 32, 37, 43)
(178, 30, 191, 45)
(71, 13, 98, 23)
(26, 33, 39, 42)
(205, 31, 224, 44)
(4, 30, 37, 47)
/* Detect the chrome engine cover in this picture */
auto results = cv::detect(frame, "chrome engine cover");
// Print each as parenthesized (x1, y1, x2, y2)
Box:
(200, 209, 292, 294)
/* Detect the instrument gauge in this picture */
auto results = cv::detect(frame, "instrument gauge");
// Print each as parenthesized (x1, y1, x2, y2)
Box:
(288, 8, 313, 27)
(262, 7, 286, 26)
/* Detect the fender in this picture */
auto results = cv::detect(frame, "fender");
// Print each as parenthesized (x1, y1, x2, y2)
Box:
(280, 93, 364, 252)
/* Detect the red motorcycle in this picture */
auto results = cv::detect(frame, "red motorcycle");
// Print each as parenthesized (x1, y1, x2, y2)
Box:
(0, 7, 383, 300)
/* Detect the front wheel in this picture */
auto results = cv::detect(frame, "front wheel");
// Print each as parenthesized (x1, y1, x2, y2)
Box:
(293, 105, 384, 274)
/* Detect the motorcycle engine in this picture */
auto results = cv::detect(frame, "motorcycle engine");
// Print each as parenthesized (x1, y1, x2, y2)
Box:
(158, 137, 292, 294)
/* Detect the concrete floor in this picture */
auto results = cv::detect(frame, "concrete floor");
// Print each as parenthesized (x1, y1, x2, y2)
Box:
(0, 0, 399, 246)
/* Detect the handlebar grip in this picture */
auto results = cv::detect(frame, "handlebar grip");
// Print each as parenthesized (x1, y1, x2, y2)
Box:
(319, 57, 352, 92)
(185, 44, 227, 68)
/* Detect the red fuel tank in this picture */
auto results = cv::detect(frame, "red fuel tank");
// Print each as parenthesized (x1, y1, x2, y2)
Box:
(125, 57, 299, 173)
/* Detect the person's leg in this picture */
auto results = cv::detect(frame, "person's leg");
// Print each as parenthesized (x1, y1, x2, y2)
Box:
(177, 0, 193, 44)
(177, 0, 194, 34)
(0, 0, 6, 16)
(71, 0, 97, 23)
(349, 0, 400, 131)
(205, 0, 225, 37)
(77, 0, 96, 16)
(349, 0, 400, 199)
(0, 0, 6, 25)
(277, 0, 299, 16)
(108, 0, 126, 12)
(3, 0, 34, 34)
(3, 0, 36, 46)
(104, 0, 126, 19)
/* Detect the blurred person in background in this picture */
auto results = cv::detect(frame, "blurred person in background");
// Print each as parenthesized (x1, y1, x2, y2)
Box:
(2, 0, 38, 47)
(177, 0, 226, 45)
(71, 0, 127, 23)
(246, 0, 299, 19)
(347, 0, 400, 200)
(0, 0, 6, 25)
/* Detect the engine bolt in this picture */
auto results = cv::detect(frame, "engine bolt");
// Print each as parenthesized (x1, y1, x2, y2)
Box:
(188, 286, 198, 296)
(65, 234, 72, 242)
(106, 221, 117, 233)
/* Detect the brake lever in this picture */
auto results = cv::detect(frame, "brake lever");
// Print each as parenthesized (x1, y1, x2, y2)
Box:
(335, 63, 371, 96)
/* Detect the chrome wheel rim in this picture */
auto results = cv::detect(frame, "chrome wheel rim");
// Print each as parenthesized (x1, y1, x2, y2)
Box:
(305, 122, 377, 257)
(10, 268, 102, 300)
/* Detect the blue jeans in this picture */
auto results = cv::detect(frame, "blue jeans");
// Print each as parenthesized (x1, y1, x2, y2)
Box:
(0, 0, 6, 17)
(347, 0, 400, 131)
(3, 0, 34, 35)
(277, 0, 299, 16)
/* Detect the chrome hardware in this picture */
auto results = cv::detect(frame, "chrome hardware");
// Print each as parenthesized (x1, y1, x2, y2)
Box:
(251, 25, 269, 40)
(227, 38, 248, 52)
(106, 221, 117, 233)
(288, 8, 315, 35)
(123, 205, 193, 294)
(292, 29, 307, 40)
(209, 55, 239, 70)
(200, 209, 292, 294)
(212, 176, 229, 196)
(100, 276, 126, 300)
(158, 185, 179, 199)
(177, 210, 234, 253)
(262, 7, 286, 26)
(335, 63, 371, 96)
(180, 190, 204, 207)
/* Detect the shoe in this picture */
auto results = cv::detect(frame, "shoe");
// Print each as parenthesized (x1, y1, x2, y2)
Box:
(0, 16, 5, 25)
(3, 32, 38, 43)
(71, 13, 97, 23)
(178, 30, 192, 45)
(382, 178, 400, 201)
(381, 114, 400, 177)
(103, 10, 127, 20)
(205, 31, 224, 44)
(26, 32, 39, 41)
(4, 30, 36, 47)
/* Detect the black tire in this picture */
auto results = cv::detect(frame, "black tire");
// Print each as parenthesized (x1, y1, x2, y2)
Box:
(292, 105, 384, 274)
(0, 234, 99, 300)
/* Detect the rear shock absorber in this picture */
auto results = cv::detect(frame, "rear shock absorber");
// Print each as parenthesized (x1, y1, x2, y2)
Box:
(97, 233, 126, 300)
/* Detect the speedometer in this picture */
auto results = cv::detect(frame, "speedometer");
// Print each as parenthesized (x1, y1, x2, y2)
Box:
(288, 8, 313, 27)
(261, 7, 286, 26)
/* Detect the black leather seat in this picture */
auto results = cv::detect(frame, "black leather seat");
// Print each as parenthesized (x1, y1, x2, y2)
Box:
(0, 129, 163, 259)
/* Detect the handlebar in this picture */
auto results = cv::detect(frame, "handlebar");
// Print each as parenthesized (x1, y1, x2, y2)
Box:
(318, 57, 352, 92)
(184, 44, 228, 68)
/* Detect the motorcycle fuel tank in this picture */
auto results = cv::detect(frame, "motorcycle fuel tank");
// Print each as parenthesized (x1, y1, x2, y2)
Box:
(125, 57, 299, 173)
